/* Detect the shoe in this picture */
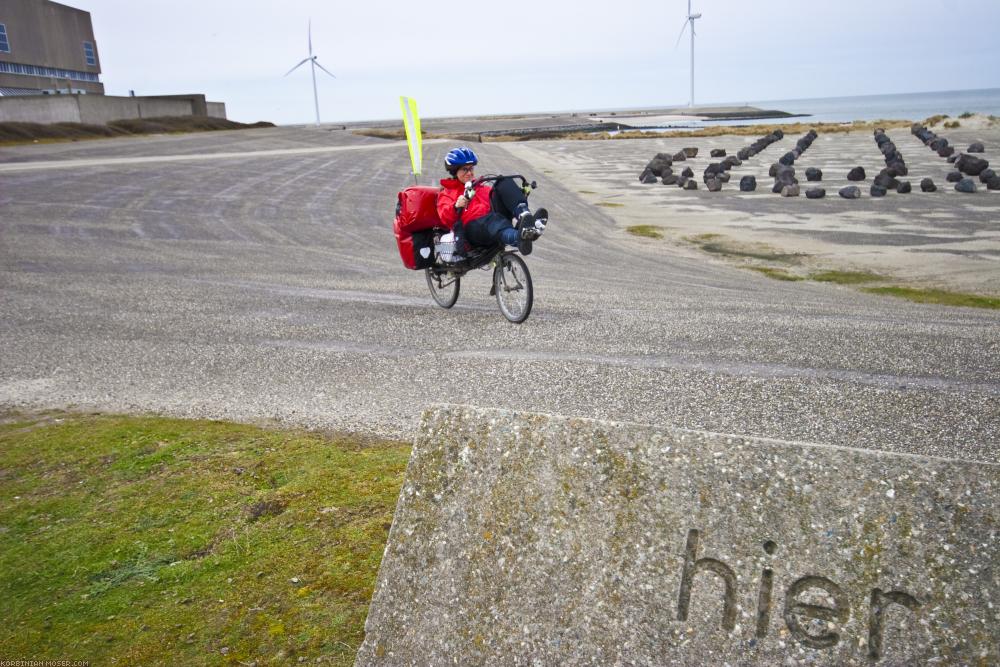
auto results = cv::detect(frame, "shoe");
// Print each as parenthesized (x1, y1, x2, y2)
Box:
(514, 208, 535, 231)
(518, 226, 539, 255)
(532, 208, 549, 233)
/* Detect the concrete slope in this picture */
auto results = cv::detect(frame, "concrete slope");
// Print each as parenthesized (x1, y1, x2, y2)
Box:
(0, 131, 997, 461)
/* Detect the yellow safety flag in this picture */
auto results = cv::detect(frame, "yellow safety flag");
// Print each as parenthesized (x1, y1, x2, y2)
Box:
(400, 96, 422, 180)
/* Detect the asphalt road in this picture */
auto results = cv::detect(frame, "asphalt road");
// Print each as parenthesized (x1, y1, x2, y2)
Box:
(1, 126, 997, 462)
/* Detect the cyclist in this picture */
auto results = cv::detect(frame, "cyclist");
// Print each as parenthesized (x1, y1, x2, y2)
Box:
(436, 147, 548, 258)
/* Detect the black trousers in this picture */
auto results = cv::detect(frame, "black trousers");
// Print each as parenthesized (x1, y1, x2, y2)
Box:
(464, 177, 528, 247)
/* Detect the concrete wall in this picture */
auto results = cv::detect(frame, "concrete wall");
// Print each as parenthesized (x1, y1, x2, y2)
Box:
(207, 102, 226, 119)
(76, 95, 140, 124)
(0, 94, 228, 124)
(0, 94, 81, 123)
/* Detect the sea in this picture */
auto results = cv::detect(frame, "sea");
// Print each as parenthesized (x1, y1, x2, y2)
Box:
(624, 88, 1000, 129)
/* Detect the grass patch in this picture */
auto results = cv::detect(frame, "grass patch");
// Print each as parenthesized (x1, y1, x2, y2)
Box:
(0, 117, 275, 146)
(944, 121, 961, 129)
(686, 233, 721, 242)
(625, 225, 664, 239)
(698, 241, 803, 263)
(809, 270, 884, 285)
(925, 114, 950, 126)
(862, 287, 1000, 309)
(959, 111, 974, 119)
(0, 411, 410, 665)
(578, 190, 596, 194)
(595, 201, 625, 208)
(749, 267, 804, 281)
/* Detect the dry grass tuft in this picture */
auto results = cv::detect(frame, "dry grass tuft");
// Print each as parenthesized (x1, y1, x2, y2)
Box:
(0, 116, 274, 145)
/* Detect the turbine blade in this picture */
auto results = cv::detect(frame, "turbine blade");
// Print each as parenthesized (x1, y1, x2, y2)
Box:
(308, 19, 313, 55)
(314, 59, 337, 79)
(284, 58, 310, 76)
(674, 20, 688, 49)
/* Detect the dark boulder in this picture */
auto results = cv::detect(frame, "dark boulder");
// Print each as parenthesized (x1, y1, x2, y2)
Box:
(774, 129, 784, 139)
(946, 171, 963, 183)
(930, 138, 948, 151)
(737, 148, 751, 161)
(938, 145, 955, 158)
(640, 169, 658, 183)
(706, 178, 722, 192)
(681, 166, 694, 178)
(683, 179, 699, 190)
(779, 152, 796, 166)
(979, 168, 996, 183)
(896, 181, 912, 194)
(806, 188, 826, 199)
(677, 176, 688, 188)
(920, 178, 937, 192)
(645, 154, 673, 177)
(781, 184, 800, 197)
(955, 178, 976, 193)
(710, 148, 727, 158)
(775, 165, 797, 185)
(805, 167, 823, 181)
(887, 161, 908, 176)
(956, 154, 990, 176)
(662, 174, 678, 185)
(723, 156, 742, 168)
(839, 186, 862, 199)
(769, 163, 779, 178)
(739, 175, 757, 192)
(847, 167, 866, 181)
(874, 172, 899, 189)
(947, 154, 960, 163)
(673, 151, 687, 162)
(968, 142, 985, 153)
(683, 147, 699, 158)
(870, 185, 888, 197)
(987, 176, 1000, 190)
(771, 182, 784, 193)
(703, 164, 721, 179)
(718, 172, 731, 183)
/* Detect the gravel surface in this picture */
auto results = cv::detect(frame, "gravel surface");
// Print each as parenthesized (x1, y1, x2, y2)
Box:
(1, 128, 997, 462)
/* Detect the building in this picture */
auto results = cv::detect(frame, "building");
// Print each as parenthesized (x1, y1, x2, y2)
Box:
(0, 0, 103, 96)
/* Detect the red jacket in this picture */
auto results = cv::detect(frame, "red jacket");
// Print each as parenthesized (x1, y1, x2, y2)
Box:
(437, 178, 493, 230)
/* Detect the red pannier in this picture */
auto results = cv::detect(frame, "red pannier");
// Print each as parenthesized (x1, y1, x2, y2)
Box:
(394, 186, 442, 270)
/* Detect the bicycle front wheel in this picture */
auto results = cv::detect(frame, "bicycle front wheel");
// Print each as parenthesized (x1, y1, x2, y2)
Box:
(426, 268, 461, 308)
(493, 254, 533, 323)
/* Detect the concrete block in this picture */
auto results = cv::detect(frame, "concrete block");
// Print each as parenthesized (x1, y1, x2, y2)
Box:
(357, 406, 999, 666)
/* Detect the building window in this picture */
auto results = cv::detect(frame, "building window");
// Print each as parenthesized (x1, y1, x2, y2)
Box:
(0, 24, 10, 53)
(0, 60, 100, 83)
(83, 41, 95, 66)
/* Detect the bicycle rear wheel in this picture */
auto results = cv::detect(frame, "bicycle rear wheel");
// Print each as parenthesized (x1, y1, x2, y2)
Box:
(426, 268, 460, 308)
(493, 254, 533, 323)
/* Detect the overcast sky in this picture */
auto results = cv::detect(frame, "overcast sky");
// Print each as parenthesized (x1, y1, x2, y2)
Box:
(81, 0, 1000, 125)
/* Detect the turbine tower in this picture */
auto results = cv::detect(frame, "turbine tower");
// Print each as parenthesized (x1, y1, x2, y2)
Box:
(285, 20, 337, 126)
(675, 0, 702, 108)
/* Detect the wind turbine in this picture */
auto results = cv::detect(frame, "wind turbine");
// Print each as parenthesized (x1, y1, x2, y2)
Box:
(675, 0, 702, 108)
(284, 20, 337, 126)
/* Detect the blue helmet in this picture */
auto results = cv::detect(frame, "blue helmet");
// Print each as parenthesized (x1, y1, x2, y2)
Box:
(444, 146, 478, 174)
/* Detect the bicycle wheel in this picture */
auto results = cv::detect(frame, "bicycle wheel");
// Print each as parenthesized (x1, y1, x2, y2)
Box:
(425, 268, 460, 308)
(493, 253, 533, 323)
